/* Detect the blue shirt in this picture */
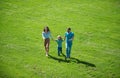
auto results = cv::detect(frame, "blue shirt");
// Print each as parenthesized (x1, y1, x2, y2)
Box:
(56, 39, 63, 47)
(65, 32, 74, 44)
(42, 31, 52, 39)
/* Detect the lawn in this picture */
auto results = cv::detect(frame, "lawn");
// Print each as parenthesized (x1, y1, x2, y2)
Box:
(0, 0, 120, 78)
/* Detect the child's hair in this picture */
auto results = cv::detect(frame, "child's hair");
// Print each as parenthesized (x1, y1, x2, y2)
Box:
(57, 35, 62, 40)
(43, 26, 50, 32)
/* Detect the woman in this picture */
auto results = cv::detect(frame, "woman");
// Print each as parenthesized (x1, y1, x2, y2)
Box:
(42, 26, 52, 56)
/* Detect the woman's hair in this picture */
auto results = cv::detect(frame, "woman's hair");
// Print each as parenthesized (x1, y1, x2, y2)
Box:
(43, 26, 50, 32)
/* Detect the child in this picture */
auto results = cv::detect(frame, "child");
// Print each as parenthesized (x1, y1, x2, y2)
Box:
(64, 27, 74, 58)
(55, 35, 63, 56)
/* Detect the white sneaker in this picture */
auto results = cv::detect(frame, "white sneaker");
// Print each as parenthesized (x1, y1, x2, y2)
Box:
(46, 54, 48, 56)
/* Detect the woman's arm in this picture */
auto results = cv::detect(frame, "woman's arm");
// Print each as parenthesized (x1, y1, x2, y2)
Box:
(49, 32, 54, 40)
(42, 32, 45, 39)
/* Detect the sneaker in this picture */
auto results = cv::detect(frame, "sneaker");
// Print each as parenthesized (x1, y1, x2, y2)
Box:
(46, 54, 48, 56)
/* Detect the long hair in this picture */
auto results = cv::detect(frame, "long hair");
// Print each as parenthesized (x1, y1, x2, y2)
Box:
(43, 26, 50, 32)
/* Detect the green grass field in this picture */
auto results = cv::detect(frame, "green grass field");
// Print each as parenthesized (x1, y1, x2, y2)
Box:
(0, 0, 120, 78)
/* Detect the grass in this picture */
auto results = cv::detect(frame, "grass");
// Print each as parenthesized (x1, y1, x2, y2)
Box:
(0, 0, 120, 78)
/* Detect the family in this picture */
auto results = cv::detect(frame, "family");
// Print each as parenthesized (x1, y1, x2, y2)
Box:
(42, 26, 74, 59)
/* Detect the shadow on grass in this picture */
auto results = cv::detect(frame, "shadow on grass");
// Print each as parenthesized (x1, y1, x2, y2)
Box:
(48, 54, 67, 63)
(70, 57, 96, 67)
(48, 53, 96, 67)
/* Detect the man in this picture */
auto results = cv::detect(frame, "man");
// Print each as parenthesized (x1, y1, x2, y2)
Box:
(64, 27, 74, 59)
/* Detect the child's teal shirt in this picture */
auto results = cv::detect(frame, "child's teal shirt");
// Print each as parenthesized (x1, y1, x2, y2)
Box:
(55, 39, 63, 47)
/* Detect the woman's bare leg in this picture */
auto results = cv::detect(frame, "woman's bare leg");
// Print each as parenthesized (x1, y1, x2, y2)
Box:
(44, 38, 50, 56)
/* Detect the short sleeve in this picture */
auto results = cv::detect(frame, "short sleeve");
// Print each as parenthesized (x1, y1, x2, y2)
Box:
(42, 32, 45, 39)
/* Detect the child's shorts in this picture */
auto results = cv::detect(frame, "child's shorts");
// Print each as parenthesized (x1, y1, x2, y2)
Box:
(58, 47, 62, 52)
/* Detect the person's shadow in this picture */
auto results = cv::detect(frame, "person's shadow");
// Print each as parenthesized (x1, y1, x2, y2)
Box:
(48, 53, 67, 63)
(48, 53, 96, 67)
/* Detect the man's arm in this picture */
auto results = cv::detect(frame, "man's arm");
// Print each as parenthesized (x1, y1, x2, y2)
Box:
(64, 36, 66, 41)
(71, 36, 74, 41)
(64, 33, 66, 41)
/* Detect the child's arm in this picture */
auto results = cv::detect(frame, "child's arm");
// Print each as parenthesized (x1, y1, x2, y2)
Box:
(62, 39, 64, 42)
(54, 39, 58, 42)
